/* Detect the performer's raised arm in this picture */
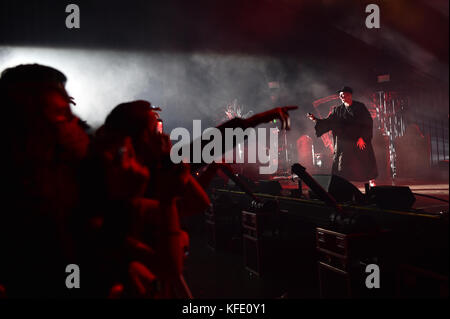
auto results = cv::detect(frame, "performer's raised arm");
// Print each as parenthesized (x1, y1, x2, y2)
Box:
(307, 108, 338, 137)
(190, 106, 298, 171)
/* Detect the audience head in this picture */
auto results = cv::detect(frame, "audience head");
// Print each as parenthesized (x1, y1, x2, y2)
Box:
(0, 64, 75, 125)
(104, 100, 168, 165)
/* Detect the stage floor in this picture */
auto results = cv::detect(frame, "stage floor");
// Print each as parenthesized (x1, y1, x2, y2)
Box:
(275, 176, 449, 214)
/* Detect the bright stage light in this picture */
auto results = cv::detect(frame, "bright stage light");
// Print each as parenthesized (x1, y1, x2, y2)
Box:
(0, 46, 163, 128)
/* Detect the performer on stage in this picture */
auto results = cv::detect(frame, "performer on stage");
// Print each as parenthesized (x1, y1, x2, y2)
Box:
(307, 86, 377, 185)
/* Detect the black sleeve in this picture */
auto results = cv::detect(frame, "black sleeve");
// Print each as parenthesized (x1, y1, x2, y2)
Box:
(314, 107, 338, 137)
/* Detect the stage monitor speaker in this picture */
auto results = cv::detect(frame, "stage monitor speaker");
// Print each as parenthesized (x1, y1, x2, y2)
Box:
(310, 174, 364, 203)
(368, 186, 415, 210)
(257, 180, 282, 196)
(227, 174, 257, 192)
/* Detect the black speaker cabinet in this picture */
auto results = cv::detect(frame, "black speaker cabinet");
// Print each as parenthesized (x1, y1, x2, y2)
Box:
(256, 180, 282, 196)
(316, 227, 390, 298)
(205, 198, 241, 251)
(368, 186, 415, 210)
(242, 210, 279, 277)
(310, 174, 364, 203)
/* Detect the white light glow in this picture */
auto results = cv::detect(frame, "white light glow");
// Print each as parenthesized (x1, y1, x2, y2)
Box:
(0, 46, 163, 128)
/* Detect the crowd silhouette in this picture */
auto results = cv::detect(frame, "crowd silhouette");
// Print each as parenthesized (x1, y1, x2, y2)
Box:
(0, 64, 297, 298)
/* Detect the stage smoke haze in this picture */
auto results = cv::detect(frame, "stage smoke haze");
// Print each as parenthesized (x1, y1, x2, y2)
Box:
(0, 47, 344, 133)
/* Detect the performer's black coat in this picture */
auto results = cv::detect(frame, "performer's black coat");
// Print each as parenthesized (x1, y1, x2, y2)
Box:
(314, 101, 378, 182)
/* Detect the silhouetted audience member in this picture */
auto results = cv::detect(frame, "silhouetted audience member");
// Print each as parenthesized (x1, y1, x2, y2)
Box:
(103, 101, 211, 215)
(76, 101, 208, 298)
(0, 64, 90, 297)
(0, 62, 299, 298)
(90, 101, 298, 297)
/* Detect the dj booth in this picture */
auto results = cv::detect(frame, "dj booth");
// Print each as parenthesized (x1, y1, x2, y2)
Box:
(205, 182, 448, 298)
